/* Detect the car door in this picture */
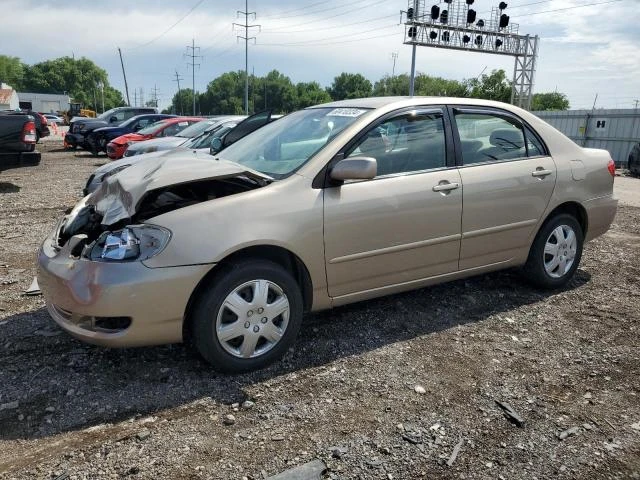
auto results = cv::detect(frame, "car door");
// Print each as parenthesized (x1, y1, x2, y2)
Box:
(450, 107, 556, 270)
(323, 107, 463, 298)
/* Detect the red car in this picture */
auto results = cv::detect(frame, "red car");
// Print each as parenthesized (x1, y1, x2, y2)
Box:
(106, 116, 202, 159)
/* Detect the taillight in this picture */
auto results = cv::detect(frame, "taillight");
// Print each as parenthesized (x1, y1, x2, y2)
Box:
(22, 121, 37, 143)
(607, 159, 616, 177)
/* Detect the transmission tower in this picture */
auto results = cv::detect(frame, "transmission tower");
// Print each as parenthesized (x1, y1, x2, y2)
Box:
(173, 70, 184, 114)
(184, 39, 202, 115)
(233, 0, 260, 115)
(391, 52, 399, 77)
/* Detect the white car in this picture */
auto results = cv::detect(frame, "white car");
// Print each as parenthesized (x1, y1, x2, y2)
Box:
(43, 114, 65, 125)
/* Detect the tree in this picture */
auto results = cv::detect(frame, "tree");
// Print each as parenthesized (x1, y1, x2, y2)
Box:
(466, 69, 512, 103)
(327, 73, 372, 100)
(200, 71, 245, 114)
(532, 92, 570, 111)
(295, 81, 332, 108)
(19, 56, 124, 110)
(255, 70, 298, 113)
(374, 73, 468, 97)
(167, 88, 197, 115)
(0, 55, 24, 88)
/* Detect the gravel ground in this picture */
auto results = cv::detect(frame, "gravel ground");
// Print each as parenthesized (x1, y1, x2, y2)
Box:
(1, 146, 639, 479)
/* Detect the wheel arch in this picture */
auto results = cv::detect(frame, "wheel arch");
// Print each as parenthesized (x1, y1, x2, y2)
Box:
(541, 201, 588, 237)
(183, 244, 314, 342)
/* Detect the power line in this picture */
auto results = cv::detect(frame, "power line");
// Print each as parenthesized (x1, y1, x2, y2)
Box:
(511, 0, 624, 17)
(260, 14, 391, 34)
(259, 23, 399, 46)
(261, 0, 380, 21)
(233, 0, 260, 115)
(256, 30, 401, 48)
(129, 0, 207, 50)
(184, 39, 202, 115)
(264, 0, 389, 31)
(259, 0, 328, 19)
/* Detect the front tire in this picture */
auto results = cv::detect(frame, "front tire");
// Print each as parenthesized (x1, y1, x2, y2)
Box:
(191, 260, 304, 373)
(523, 213, 583, 289)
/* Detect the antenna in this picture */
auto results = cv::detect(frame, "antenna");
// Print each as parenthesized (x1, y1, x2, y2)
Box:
(233, 0, 260, 115)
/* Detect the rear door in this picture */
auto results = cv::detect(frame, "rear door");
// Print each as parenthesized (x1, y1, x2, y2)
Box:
(450, 106, 556, 270)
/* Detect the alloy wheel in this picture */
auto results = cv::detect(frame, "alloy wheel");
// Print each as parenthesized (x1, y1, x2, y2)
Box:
(543, 225, 577, 279)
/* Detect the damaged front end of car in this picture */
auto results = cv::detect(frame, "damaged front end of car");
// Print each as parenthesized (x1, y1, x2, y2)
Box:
(51, 156, 272, 263)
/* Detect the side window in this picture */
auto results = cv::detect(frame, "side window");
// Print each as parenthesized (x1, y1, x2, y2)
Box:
(123, 110, 136, 120)
(136, 119, 151, 129)
(525, 126, 545, 157)
(455, 113, 526, 165)
(346, 112, 446, 176)
(113, 111, 126, 122)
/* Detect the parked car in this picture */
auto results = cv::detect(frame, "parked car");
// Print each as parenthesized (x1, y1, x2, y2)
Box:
(65, 106, 158, 151)
(628, 143, 640, 177)
(123, 116, 244, 158)
(87, 114, 175, 155)
(38, 97, 617, 373)
(0, 112, 40, 171)
(84, 114, 266, 194)
(43, 114, 65, 126)
(106, 116, 203, 159)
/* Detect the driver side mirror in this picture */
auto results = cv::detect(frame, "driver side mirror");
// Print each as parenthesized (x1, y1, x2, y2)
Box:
(329, 157, 377, 182)
(209, 137, 223, 156)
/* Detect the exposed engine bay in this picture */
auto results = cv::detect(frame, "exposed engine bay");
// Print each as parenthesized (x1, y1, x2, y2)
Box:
(55, 176, 265, 260)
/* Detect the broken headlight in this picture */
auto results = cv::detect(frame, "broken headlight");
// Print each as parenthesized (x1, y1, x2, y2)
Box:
(90, 225, 171, 262)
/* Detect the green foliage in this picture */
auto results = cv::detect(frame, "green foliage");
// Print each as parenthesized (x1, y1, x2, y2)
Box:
(200, 71, 246, 115)
(295, 81, 332, 108)
(0, 55, 24, 87)
(532, 92, 570, 111)
(170, 88, 197, 115)
(327, 73, 372, 100)
(374, 73, 468, 97)
(465, 69, 512, 103)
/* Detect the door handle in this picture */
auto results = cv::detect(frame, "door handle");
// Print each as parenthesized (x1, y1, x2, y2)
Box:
(432, 182, 460, 192)
(531, 168, 552, 178)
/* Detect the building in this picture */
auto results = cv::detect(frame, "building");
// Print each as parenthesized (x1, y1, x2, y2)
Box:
(0, 83, 20, 110)
(534, 108, 640, 168)
(16, 92, 70, 113)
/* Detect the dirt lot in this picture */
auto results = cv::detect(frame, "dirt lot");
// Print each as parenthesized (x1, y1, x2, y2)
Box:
(1, 147, 639, 479)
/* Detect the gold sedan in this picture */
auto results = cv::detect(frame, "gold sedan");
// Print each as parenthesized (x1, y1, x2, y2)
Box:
(38, 97, 618, 372)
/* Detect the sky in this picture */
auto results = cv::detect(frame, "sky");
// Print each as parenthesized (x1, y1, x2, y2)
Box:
(3, 0, 639, 111)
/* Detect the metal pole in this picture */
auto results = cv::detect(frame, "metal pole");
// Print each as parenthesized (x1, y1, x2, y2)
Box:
(192, 39, 196, 115)
(100, 83, 104, 113)
(117, 47, 131, 106)
(409, 44, 417, 96)
(245, 0, 249, 115)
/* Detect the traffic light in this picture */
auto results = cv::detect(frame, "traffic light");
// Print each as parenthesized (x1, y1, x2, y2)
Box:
(463, 34, 471, 43)
(499, 14, 510, 28)
(431, 5, 440, 20)
(466, 9, 476, 24)
(407, 7, 414, 19)
(495, 39, 503, 48)
(475, 35, 483, 46)
(430, 30, 438, 40)
(408, 26, 417, 38)
(440, 9, 449, 23)
(442, 31, 451, 42)
(499, 2, 508, 9)
(476, 19, 485, 28)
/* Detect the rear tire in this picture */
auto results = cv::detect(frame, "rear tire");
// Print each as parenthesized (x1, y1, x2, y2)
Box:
(190, 260, 303, 373)
(523, 213, 583, 289)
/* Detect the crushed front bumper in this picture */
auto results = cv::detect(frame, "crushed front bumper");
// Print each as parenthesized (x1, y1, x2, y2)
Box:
(37, 223, 213, 347)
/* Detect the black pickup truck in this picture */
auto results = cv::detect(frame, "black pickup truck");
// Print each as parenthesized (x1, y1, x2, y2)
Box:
(0, 112, 41, 172)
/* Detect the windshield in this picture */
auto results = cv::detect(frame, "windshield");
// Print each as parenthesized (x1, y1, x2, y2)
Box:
(176, 119, 217, 138)
(96, 108, 119, 120)
(137, 120, 166, 135)
(218, 107, 369, 178)
(184, 123, 236, 149)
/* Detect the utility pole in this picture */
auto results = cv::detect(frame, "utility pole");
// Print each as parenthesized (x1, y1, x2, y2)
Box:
(133, 89, 137, 107)
(117, 47, 131, 106)
(185, 39, 201, 115)
(151, 84, 160, 108)
(635, 99, 639, 109)
(233, 0, 260, 115)
(140, 87, 144, 107)
(391, 52, 398, 78)
(173, 70, 184, 114)
(99, 82, 104, 113)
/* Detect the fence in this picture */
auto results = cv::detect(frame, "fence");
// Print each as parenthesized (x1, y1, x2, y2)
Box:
(532, 109, 640, 167)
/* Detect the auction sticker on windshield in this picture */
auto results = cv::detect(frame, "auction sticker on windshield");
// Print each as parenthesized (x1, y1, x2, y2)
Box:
(327, 108, 367, 117)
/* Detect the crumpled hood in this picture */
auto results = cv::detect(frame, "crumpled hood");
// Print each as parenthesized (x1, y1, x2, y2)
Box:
(87, 153, 271, 225)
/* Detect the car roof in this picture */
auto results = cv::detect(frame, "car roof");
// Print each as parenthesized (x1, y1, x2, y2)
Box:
(310, 96, 526, 112)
